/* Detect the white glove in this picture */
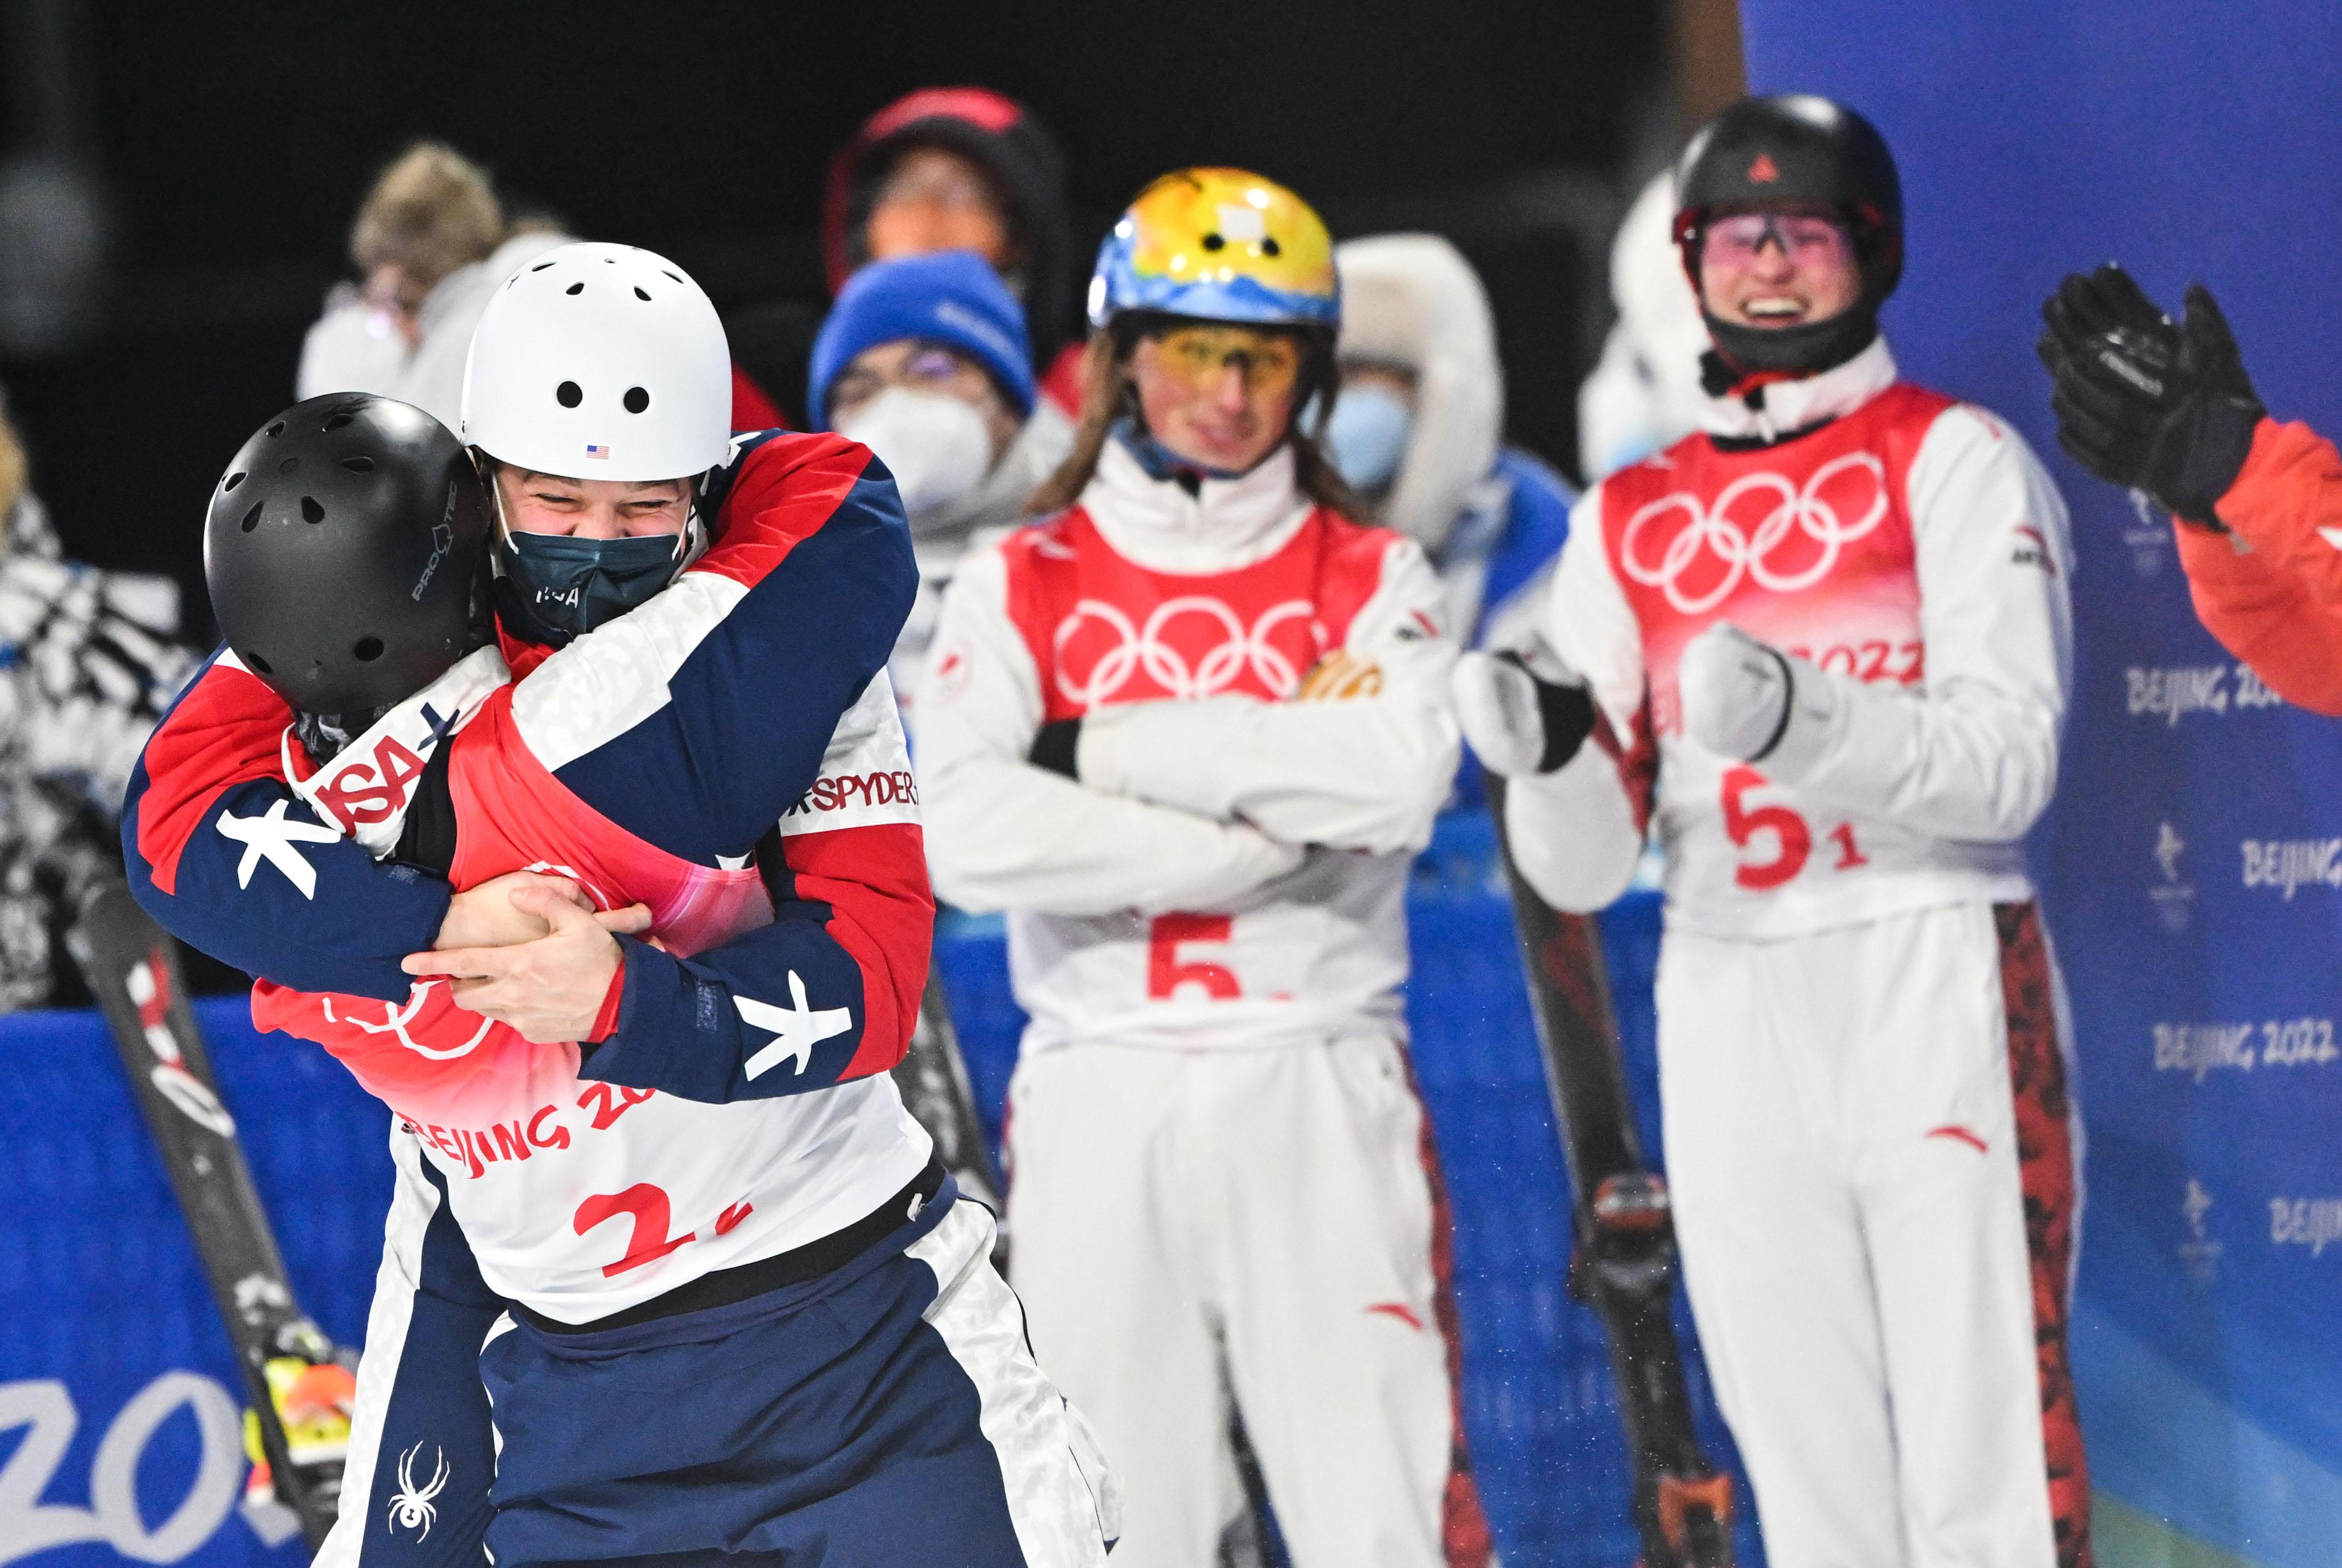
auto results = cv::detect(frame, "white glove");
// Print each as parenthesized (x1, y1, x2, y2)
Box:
(1451, 642, 1592, 778)
(1678, 621, 1842, 775)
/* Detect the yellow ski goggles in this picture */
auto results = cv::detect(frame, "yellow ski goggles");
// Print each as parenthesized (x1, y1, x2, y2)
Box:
(1143, 325, 1304, 399)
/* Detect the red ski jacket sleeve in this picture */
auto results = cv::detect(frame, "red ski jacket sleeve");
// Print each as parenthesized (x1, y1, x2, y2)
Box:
(2178, 417, 2342, 716)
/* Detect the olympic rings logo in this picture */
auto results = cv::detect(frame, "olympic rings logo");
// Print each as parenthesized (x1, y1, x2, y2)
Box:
(1053, 596, 1316, 707)
(321, 979, 494, 1061)
(1619, 452, 1890, 615)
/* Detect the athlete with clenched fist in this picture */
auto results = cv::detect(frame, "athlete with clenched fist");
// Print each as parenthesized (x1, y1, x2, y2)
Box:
(1454, 97, 2089, 1567)
(914, 169, 1491, 1567)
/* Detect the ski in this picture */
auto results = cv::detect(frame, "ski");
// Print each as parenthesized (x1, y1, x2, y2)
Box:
(891, 964, 1006, 1222)
(69, 880, 354, 1554)
(1485, 783, 1734, 1568)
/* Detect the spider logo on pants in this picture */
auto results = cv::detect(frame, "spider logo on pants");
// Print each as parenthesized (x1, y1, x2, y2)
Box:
(386, 1440, 451, 1539)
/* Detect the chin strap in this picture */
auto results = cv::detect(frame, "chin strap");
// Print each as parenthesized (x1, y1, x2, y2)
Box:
(1701, 301, 1881, 392)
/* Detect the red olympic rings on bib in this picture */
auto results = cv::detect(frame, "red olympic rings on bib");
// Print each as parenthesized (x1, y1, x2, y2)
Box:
(1619, 452, 1889, 615)
(1053, 596, 1316, 706)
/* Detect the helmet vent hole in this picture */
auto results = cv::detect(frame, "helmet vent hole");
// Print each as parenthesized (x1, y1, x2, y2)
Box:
(239, 502, 263, 532)
(633, 286, 651, 302)
(301, 496, 326, 524)
(353, 636, 385, 662)
(244, 651, 273, 675)
(342, 456, 374, 473)
(564, 282, 584, 296)
(556, 381, 583, 408)
(266, 421, 286, 438)
(623, 386, 650, 414)
(661, 269, 681, 283)
(223, 471, 246, 492)
(323, 413, 354, 431)
(531, 260, 556, 271)
(1201, 232, 1225, 252)
(1260, 237, 1281, 257)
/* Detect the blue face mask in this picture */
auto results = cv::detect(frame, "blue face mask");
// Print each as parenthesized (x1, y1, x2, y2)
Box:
(494, 529, 684, 647)
(1323, 383, 1414, 496)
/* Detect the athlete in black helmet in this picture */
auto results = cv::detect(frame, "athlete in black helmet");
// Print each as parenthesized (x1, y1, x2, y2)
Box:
(1455, 93, 2093, 1566)
(204, 392, 493, 755)
(1672, 92, 1904, 392)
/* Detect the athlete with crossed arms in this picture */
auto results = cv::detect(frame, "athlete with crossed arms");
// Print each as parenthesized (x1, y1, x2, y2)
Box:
(917, 169, 1491, 1567)
(1454, 99, 2089, 1567)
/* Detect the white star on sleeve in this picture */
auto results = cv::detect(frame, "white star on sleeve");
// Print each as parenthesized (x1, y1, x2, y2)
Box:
(215, 799, 343, 899)
(736, 971, 854, 1079)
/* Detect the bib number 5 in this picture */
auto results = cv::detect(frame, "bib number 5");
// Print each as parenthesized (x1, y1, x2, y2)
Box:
(1720, 766, 1868, 890)
(1147, 914, 1240, 1001)
(1721, 766, 1809, 889)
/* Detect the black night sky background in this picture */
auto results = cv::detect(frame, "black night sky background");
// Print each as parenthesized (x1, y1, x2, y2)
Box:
(0, 1, 1667, 626)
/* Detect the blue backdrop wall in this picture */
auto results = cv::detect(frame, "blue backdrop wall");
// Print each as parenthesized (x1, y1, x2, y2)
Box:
(1737, 4, 2342, 1563)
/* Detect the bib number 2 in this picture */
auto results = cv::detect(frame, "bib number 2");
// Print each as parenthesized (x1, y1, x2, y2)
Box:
(1720, 766, 1865, 890)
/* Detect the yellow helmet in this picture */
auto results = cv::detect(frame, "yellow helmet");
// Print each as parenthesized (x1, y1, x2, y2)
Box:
(1087, 167, 1339, 331)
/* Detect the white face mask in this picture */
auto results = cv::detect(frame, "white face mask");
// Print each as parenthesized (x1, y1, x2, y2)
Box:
(836, 387, 996, 523)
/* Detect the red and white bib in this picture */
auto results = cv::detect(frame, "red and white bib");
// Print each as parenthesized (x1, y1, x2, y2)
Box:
(1600, 385, 2029, 938)
(994, 504, 1413, 1050)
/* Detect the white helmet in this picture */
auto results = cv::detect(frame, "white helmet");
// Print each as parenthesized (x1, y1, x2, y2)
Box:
(460, 241, 730, 482)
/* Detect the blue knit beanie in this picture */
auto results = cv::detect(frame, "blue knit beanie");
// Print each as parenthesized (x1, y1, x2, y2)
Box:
(808, 250, 1036, 428)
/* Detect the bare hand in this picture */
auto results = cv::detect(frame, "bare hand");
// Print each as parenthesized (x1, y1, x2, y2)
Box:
(406, 881, 653, 1044)
(436, 871, 591, 951)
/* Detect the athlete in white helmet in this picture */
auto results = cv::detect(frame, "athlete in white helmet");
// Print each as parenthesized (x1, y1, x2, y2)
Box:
(129, 241, 1116, 1566)
(914, 169, 1493, 1568)
(1453, 99, 2090, 1566)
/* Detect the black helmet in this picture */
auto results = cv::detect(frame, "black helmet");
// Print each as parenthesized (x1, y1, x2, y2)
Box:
(204, 393, 491, 722)
(1673, 94, 1903, 381)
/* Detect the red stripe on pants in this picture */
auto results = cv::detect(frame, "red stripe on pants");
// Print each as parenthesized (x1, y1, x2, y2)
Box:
(1399, 1050, 1496, 1568)
(1993, 902, 2094, 1568)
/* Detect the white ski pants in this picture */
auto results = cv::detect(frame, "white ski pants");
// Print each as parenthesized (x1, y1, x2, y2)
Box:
(1656, 899, 2089, 1568)
(1003, 1034, 1492, 1568)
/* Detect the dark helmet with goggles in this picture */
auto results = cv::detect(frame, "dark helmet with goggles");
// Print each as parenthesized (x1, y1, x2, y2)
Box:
(1673, 93, 1903, 381)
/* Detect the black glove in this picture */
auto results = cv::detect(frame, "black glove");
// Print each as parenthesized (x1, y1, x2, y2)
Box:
(1028, 717, 1081, 779)
(2038, 264, 2264, 526)
(1496, 650, 1598, 773)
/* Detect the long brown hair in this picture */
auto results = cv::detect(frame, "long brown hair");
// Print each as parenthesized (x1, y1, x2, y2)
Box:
(1024, 327, 1370, 520)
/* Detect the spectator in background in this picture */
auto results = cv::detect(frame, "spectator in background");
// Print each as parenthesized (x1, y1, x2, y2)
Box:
(1576, 168, 1711, 482)
(301, 141, 790, 435)
(732, 87, 1087, 431)
(1329, 234, 1576, 657)
(296, 141, 569, 432)
(0, 396, 192, 1009)
(823, 89, 1084, 410)
(807, 249, 1072, 708)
